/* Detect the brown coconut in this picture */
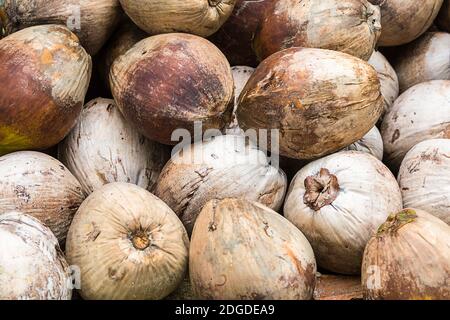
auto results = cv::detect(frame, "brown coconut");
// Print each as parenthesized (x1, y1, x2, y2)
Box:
(0, 0, 122, 55)
(362, 208, 450, 300)
(237, 47, 384, 160)
(368, 0, 443, 46)
(0, 151, 85, 242)
(391, 32, 450, 93)
(0, 25, 91, 156)
(119, 0, 236, 37)
(0, 212, 72, 300)
(190, 198, 317, 300)
(209, 0, 272, 67)
(254, 0, 381, 61)
(110, 33, 234, 145)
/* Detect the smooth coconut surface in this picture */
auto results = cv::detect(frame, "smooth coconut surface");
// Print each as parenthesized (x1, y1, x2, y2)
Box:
(154, 135, 287, 234)
(369, 0, 443, 46)
(237, 47, 384, 160)
(119, 0, 236, 37)
(59, 98, 169, 195)
(0, 0, 122, 55)
(0, 212, 72, 300)
(362, 208, 450, 300)
(0, 151, 85, 243)
(381, 80, 450, 171)
(284, 151, 403, 274)
(0, 25, 91, 156)
(66, 183, 189, 300)
(110, 33, 234, 145)
(342, 126, 384, 161)
(254, 0, 381, 61)
(398, 139, 450, 225)
(190, 198, 317, 300)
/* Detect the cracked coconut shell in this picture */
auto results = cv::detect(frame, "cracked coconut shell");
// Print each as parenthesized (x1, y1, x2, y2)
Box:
(59, 98, 170, 195)
(190, 198, 317, 300)
(284, 151, 403, 275)
(362, 208, 450, 300)
(0, 212, 72, 300)
(0, 25, 91, 156)
(0, 151, 85, 243)
(237, 47, 384, 160)
(398, 139, 450, 225)
(119, 0, 236, 37)
(254, 0, 381, 61)
(110, 33, 234, 145)
(0, 0, 122, 55)
(66, 182, 189, 300)
(154, 135, 287, 234)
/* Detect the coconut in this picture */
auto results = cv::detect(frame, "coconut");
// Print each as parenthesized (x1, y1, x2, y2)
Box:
(0, 151, 85, 242)
(437, 0, 450, 31)
(0, 0, 122, 55)
(284, 151, 403, 274)
(226, 66, 255, 135)
(66, 182, 189, 300)
(59, 98, 170, 195)
(398, 139, 450, 225)
(209, 0, 272, 67)
(368, 51, 399, 116)
(254, 0, 381, 61)
(314, 274, 362, 300)
(0, 25, 91, 156)
(0, 212, 72, 300)
(190, 198, 317, 300)
(362, 208, 450, 300)
(381, 80, 450, 171)
(97, 19, 147, 90)
(391, 32, 450, 93)
(110, 33, 234, 145)
(154, 135, 287, 234)
(369, 0, 443, 46)
(119, 0, 236, 37)
(343, 126, 384, 161)
(237, 47, 384, 160)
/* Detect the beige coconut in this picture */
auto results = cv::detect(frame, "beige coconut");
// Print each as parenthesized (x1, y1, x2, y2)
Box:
(284, 151, 403, 275)
(119, 0, 236, 37)
(342, 126, 384, 161)
(0, 151, 85, 242)
(66, 182, 189, 300)
(0, 212, 72, 300)
(398, 139, 450, 225)
(190, 198, 317, 300)
(59, 98, 169, 195)
(154, 135, 287, 234)
(362, 208, 450, 300)
(381, 80, 450, 171)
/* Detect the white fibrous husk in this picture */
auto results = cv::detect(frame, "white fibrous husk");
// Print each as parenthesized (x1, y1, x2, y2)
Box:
(0, 151, 85, 242)
(342, 126, 384, 161)
(0, 212, 72, 300)
(368, 51, 399, 115)
(65, 182, 189, 300)
(190, 198, 317, 300)
(398, 139, 450, 224)
(392, 32, 450, 93)
(59, 98, 169, 195)
(226, 66, 255, 135)
(154, 135, 287, 234)
(284, 151, 402, 275)
(381, 80, 450, 171)
(362, 208, 450, 300)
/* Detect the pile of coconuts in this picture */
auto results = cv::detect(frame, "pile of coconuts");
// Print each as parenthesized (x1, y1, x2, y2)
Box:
(0, 0, 449, 301)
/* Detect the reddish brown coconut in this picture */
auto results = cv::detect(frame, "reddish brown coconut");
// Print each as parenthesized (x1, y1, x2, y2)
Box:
(209, 0, 272, 67)
(254, 0, 381, 61)
(0, 25, 91, 156)
(110, 33, 234, 145)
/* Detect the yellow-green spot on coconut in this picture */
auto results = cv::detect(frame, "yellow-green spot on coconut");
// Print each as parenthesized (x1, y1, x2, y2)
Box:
(0, 126, 33, 156)
(377, 209, 418, 236)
